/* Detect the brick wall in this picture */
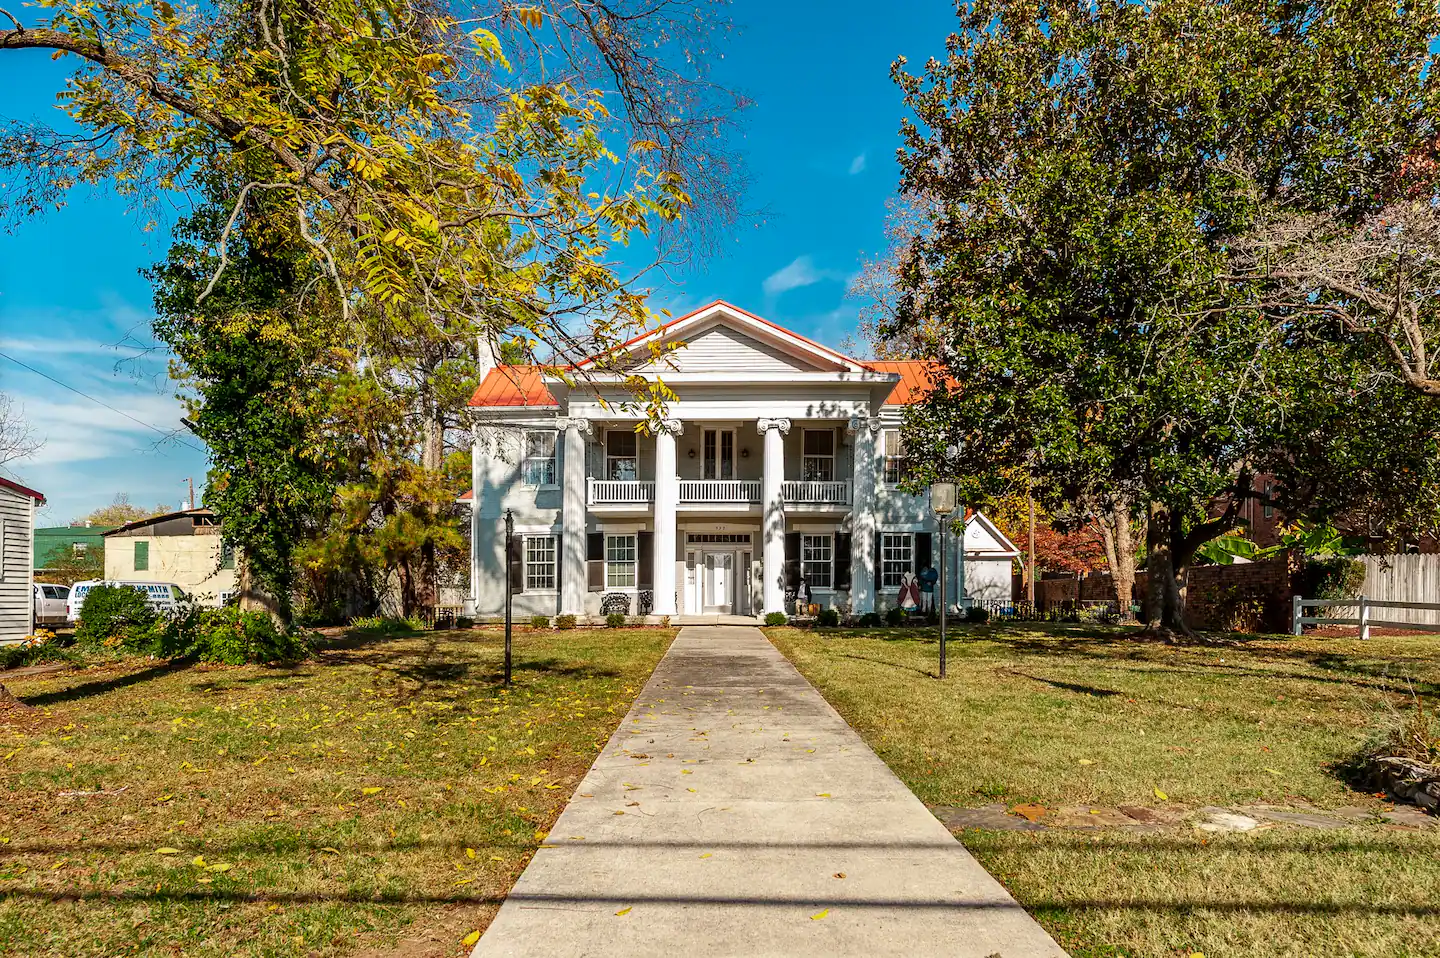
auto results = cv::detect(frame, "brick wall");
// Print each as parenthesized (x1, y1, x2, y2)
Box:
(1027, 557, 1294, 632)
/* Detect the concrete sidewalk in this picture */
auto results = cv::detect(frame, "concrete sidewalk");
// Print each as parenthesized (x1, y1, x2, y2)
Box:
(472, 626, 1067, 958)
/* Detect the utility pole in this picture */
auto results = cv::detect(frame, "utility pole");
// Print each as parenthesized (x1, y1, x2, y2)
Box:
(187, 477, 196, 511)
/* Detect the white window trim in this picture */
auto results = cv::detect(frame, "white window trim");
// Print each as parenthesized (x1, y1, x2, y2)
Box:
(605, 533, 639, 589)
(520, 429, 559, 488)
(802, 428, 835, 482)
(524, 534, 558, 593)
(881, 531, 913, 589)
(605, 428, 640, 482)
(801, 533, 833, 589)
(881, 429, 909, 486)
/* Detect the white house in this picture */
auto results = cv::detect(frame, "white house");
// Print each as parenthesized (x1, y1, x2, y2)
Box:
(464, 301, 1018, 621)
(0, 476, 46, 641)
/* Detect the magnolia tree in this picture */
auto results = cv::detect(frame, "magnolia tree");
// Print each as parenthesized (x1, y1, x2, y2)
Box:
(876, 0, 1440, 638)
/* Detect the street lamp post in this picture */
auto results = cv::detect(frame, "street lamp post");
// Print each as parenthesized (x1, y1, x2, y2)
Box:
(504, 509, 514, 686)
(931, 481, 957, 679)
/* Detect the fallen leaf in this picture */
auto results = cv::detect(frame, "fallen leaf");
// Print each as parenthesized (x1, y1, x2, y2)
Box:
(362, 787, 383, 796)
(615, 906, 632, 917)
(1078, 759, 1095, 766)
(815, 792, 831, 798)
(1154, 788, 1169, 801)
(833, 872, 846, 879)
(319, 847, 340, 855)
(699, 852, 712, 859)
(466, 847, 476, 859)
(207, 863, 231, 873)
(811, 908, 829, 920)
(1011, 804, 1047, 822)
(461, 930, 481, 946)
(155, 848, 181, 856)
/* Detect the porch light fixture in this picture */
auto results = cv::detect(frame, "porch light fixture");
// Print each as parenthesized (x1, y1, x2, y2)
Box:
(688, 448, 697, 459)
(931, 479, 958, 680)
(741, 448, 750, 459)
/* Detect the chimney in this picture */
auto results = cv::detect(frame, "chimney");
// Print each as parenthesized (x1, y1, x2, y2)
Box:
(477, 333, 498, 381)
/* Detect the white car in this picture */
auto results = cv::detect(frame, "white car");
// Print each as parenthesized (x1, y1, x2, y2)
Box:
(67, 580, 191, 623)
(32, 583, 71, 628)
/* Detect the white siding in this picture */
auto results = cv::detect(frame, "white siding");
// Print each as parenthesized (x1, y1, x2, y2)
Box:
(631, 325, 820, 373)
(0, 486, 34, 641)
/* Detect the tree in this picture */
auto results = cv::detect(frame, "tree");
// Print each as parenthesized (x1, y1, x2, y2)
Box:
(81, 493, 171, 527)
(36, 544, 103, 587)
(0, 391, 40, 470)
(880, 0, 1440, 638)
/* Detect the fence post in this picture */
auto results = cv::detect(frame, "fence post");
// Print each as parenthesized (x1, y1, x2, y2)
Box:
(1358, 594, 1370, 641)
(1291, 594, 1303, 636)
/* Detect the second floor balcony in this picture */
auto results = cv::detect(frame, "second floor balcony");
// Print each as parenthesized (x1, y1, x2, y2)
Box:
(587, 478, 852, 508)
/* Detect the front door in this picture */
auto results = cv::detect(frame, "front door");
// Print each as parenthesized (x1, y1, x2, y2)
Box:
(702, 551, 734, 614)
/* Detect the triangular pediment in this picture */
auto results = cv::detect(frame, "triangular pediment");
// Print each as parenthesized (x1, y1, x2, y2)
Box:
(613, 301, 868, 374)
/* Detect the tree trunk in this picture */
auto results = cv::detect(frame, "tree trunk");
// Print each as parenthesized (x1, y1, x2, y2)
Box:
(237, 555, 285, 626)
(1096, 500, 1137, 617)
(417, 404, 445, 617)
(1141, 503, 1192, 640)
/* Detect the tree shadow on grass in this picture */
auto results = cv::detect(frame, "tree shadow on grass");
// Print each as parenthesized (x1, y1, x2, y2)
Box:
(17, 655, 199, 709)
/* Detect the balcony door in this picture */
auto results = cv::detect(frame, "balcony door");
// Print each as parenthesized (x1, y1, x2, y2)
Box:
(702, 428, 736, 480)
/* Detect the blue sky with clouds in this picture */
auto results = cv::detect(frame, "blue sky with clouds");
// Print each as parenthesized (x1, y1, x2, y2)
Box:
(0, 0, 955, 524)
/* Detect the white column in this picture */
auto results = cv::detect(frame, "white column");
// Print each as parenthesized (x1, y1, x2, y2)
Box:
(758, 418, 791, 615)
(848, 415, 881, 613)
(652, 419, 682, 616)
(560, 418, 590, 615)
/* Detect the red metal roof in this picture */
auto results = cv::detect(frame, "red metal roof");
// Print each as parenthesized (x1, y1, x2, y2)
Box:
(0, 476, 44, 503)
(467, 366, 558, 408)
(862, 360, 945, 406)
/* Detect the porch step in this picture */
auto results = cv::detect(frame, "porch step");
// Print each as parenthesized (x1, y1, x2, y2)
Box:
(670, 614, 762, 626)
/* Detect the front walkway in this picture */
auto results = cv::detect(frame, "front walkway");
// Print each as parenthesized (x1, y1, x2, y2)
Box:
(473, 626, 1067, 958)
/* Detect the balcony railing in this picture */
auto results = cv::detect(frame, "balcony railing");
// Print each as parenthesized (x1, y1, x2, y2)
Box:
(784, 480, 851, 505)
(588, 478, 655, 505)
(679, 479, 762, 503)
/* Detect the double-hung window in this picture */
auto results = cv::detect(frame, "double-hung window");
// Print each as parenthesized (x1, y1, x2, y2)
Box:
(881, 533, 912, 588)
(606, 534, 637, 588)
(802, 429, 835, 482)
(801, 534, 832, 589)
(521, 430, 557, 486)
(1262, 481, 1275, 519)
(882, 430, 909, 485)
(525, 535, 557, 591)
(606, 430, 638, 481)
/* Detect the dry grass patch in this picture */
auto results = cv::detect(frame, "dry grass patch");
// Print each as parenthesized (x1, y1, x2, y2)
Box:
(0, 626, 672, 957)
(769, 623, 1440, 958)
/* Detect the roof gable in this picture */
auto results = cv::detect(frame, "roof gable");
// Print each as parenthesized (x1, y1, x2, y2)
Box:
(0, 476, 44, 503)
(629, 321, 822, 373)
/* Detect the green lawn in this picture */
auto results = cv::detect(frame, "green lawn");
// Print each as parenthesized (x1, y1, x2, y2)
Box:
(0, 626, 673, 957)
(768, 623, 1440, 958)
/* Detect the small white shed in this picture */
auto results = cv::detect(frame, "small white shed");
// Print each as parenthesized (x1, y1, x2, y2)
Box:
(0, 476, 45, 642)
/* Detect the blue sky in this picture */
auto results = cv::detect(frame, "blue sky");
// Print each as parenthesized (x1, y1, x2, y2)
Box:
(0, 0, 955, 524)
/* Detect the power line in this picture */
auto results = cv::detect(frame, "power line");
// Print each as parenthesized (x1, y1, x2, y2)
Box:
(0, 349, 207, 454)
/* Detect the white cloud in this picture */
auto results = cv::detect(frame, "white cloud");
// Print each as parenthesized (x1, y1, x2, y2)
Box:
(14, 390, 194, 466)
(763, 256, 831, 299)
(848, 153, 867, 175)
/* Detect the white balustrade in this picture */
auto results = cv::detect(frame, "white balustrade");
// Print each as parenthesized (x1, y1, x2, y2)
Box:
(587, 478, 655, 504)
(678, 479, 762, 503)
(782, 480, 851, 505)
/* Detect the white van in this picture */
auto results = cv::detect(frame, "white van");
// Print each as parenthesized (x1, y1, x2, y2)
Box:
(67, 580, 191, 623)
(33, 583, 71, 628)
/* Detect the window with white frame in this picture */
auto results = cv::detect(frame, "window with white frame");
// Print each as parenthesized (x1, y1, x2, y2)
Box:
(802, 429, 835, 482)
(1262, 481, 1275, 519)
(606, 534, 637, 588)
(525, 535, 557, 590)
(881, 532, 912, 588)
(882, 430, 909, 485)
(801, 534, 832, 588)
(521, 430, 557, 485)
(606, 430, 638, 481)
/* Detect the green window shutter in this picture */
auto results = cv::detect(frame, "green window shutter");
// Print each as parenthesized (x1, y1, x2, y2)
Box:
(134, 540, 149, 571)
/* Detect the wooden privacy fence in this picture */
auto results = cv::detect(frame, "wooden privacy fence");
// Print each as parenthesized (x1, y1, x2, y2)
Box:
(1361, 554, 1440, 626)
(1292, 595, 1440, 639)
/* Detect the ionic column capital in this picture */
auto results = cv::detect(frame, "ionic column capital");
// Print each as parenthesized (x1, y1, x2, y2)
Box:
(654, 418, 685, 438)
(847, 414, 882, 436)
(756, 417, 792, 436)
(560, 417, 593, 438)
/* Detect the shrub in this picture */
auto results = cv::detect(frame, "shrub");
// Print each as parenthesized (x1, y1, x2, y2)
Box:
(605, 612, 627, 628)
(0, 630, 79, 670)
(193, 607, 311, 665)
(1357, 685, 1439, 765)
(964, 605, 990, 624)
(857, 612, 881, 628)
(75, 585, 156, 648)
(555, 614, 577, 630)
(885, 606, 906, 627)
(764, 611, 788, 627)
(456, 616, 475, 629)
(1301, 557, 1367, 600)
(530, 614, 551, 629)
(816, 608, 840, 628)
(349, 615, 426, 635)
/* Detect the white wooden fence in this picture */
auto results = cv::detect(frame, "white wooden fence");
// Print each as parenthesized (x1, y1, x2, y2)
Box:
(1361, 554, 1440, 627)
(1292, 595, 1440, 639)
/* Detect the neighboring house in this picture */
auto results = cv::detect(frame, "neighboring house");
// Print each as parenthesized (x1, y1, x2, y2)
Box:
(0, 477, 45, 641)
(102, 508, 237, 605)
(34, 523, 114, 577)
(463, 300, 1019, 621)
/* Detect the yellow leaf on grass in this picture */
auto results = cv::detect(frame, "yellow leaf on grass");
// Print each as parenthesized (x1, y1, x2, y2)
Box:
(455, 878, 473, 886)
(811, 909, 829, 920)
(461, 929, 481, 946)
(208, 863, 231, 873)
(614, 907, 632, 916)
(319, 847, 340, 855)
(1078, 759, 1095, 766)
(191, 856, 207, 867)
(1264, 768, 1281, 776)
(155, 848, 181, 855)
(362, 787, 383, 796)
(1154, 788, 1169, 801)
(466, 847, 476, 859)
